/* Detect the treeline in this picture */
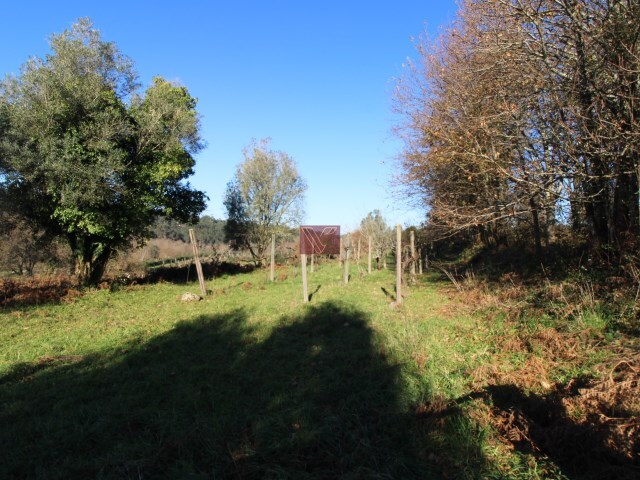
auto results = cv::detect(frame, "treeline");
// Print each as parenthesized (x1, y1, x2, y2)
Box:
(0, 214, 227, 277)
(152, 216, 226, 245)
(396, 0, 639, 261)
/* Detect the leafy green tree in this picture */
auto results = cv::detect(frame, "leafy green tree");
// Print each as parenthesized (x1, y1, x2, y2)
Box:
(0, 19, 206, 284)
(152, 217, 189, 243)
(223, 180, 251, 251)
(360, 210, 393, 269)
(224, 139, 306, 264)
(196, 215, 225, 245)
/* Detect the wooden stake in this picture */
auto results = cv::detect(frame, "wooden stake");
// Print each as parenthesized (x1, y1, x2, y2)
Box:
(396, 224, 402, 304)
(418, 248, 423, 275)
(301, 253, 308, 303)
(270, 233, 275, 282)
(300, 253, 309, 303)
(189, 228, 207, 297)
(368, 235, 372, 274)
(343, 234, 351, 284)
(311, 253, 315, 273)
(410, 229, 416, 283)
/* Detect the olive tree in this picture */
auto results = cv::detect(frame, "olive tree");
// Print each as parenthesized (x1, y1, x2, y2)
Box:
(224, 139, 306, 264)
(0, 19, 206, 285)
(360, 210, 393, 269)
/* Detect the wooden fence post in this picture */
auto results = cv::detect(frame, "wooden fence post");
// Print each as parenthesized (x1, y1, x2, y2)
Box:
(311, 253, 315, 273)
(368, 235, 372, 274)
(343, 234, 351, 284)
(270, 233, 275, 282)
(301, 254, 308, 303)
(189, 228, 207, 297)
(410, 229, 416, 283)
(396, 224, 402, 304)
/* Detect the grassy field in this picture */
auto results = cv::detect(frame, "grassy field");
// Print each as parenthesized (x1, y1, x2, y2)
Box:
(1, 260, 637, 479)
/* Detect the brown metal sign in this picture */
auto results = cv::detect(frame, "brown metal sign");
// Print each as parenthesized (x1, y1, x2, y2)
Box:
(300, 225, 340, 255)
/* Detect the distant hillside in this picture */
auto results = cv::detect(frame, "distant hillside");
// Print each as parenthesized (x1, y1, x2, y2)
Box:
(152, 216, 226, 245)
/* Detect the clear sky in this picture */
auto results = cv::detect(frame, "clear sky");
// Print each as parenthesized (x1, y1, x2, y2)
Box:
(1, 1, 457, 232)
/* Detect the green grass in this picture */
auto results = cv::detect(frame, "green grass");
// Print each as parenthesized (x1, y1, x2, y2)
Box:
(0, 261, 604, 479)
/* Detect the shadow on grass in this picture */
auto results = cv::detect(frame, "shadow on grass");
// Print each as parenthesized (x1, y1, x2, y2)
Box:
(422, 383, 640, 479)
(0, 301, 491, 479)
(430, 240, 589, 284)
(142, 260, 256, 285)
(484, 384, 640, 480)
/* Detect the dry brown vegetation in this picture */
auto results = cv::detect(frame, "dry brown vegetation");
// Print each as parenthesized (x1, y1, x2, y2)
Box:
(396, 0, 640, 260)
(0, 239, 225, 308)
(0, 276, 78, 307)
(421, 272, 640, 478)
(467, 348, 640, 479)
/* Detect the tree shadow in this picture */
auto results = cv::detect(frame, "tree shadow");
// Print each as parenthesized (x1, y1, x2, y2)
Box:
(480, 384, 639, 479)
(1, 301, 483, 478)
(142, 260, 256, 285)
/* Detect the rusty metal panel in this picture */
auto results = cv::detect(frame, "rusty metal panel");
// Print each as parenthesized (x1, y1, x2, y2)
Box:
(300, 225, 340, 255)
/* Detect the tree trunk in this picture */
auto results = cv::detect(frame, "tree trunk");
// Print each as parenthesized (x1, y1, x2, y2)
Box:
(584, 181, 610, 247)
(530, 196, 542, 259)
(74, 243, 112, 286)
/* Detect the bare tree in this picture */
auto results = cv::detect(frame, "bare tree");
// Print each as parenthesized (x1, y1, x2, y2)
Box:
(395, 0, 639, 257)
(0, 215, 61, 275)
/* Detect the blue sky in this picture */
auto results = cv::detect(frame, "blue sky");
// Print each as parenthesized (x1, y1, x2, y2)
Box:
(1, 1, 457, 232)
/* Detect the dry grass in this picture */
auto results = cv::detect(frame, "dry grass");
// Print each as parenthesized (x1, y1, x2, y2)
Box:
(0, 275, 77, 307)
(466, 353, 640, 479)
(430, 270, 640, 478)
(407, 251, 640, 476)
